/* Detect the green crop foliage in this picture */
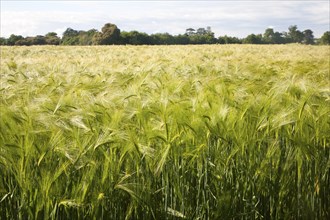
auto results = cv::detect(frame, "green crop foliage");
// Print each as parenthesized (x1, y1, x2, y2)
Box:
(0, 45, 329, 219)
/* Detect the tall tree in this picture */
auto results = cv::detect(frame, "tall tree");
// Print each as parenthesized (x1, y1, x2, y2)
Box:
(287, 25, 304, 43)
(243, 34, 263, 44)
(92, 23, 120, 45)
(185, 28, 195, 36)
(77, 29, 98, 45)
(7, 34, 24, 45)
(0, 37, 6, 45)
(31, 35, 46, 45)
(319, 31, 330, 45)
(45, 32, 60, 45)
(196, 28, 207, 35)
(263, 28, 275, 44)
(273, 31, 285, 44)
(61, 28, 79, 45)
(302, 29, 314, 44)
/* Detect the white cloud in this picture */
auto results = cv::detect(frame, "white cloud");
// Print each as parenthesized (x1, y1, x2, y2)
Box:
(1, 1, 329, 38)
(1, 11, 107, 37)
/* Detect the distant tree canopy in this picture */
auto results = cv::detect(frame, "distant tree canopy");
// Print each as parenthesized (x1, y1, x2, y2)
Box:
(92, 23, 121, 45)
(287, 25, 304, 43)
(218, 35, 241, 44)
(120, 31, 151, 45)
(6, 34, 24, 45)
(0, 23, 328, 46)
(243, 34, 263, 44)
(61, 28, 79, 45)
(263, 28, 286, 44)
(319, 31, 330, 45)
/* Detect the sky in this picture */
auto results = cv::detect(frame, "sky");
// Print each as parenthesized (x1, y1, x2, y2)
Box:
(1, 0, 329, 38)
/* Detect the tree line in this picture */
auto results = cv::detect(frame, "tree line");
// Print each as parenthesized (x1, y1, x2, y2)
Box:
(0, 23, 329, 46)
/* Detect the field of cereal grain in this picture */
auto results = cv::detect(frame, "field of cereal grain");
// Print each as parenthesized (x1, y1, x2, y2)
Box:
(0, 45, 329, 219)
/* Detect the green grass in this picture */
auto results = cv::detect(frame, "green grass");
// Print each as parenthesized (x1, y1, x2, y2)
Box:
(0, 45, 329, 219)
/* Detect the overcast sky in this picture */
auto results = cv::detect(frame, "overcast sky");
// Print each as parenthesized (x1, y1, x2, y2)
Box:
(1, 0, 329, 38)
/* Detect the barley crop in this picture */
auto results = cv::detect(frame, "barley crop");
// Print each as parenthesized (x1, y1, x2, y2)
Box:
(0, 45, 329, 219)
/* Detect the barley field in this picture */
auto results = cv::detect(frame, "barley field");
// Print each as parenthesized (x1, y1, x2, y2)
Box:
(0, 45, 329, 219)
